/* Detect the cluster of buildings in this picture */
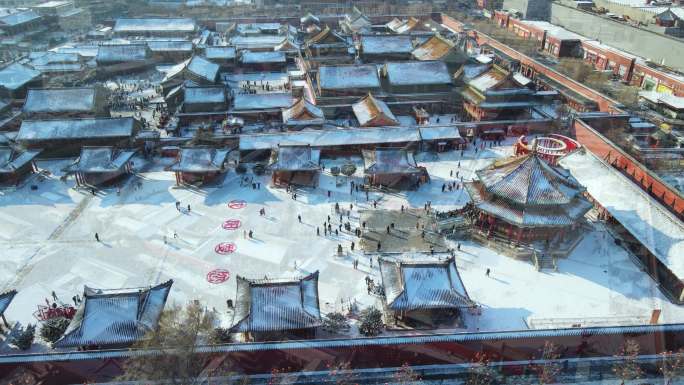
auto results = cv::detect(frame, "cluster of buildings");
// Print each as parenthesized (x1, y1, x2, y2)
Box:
(1, 5, 684, 384)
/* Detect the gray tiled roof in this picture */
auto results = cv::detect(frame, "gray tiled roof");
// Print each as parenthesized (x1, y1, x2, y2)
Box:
(0, 290, 17, 317)
(230, 271, 321, 333)
(114, 18, 196, 33)
(0, 63, 41, 91)
(269, 145, 320, 171)
(54, 280, 172, 348)
(318, 65, 380, 90)
(384, 61, 451, 86)
(64, 147, 136, 173)
(0, 147, 40, 174)
(363, 148, 420, 175)
(17, 118, 136, 141)
(23, 88, 98, 114)
(379, 257, 472, 311)
(168, 146, 229, 172)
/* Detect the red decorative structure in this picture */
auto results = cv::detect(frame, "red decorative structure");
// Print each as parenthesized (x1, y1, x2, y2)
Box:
(228, 200, 247, 209)
(513, 135, 580, 165)
(214, 242, 237, 254)
(206, 269, 231, 284)
(34, 304, 77, 322)
(222, 219, 241, 230)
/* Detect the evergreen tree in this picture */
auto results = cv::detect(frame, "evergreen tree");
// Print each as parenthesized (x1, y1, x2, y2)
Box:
(40, 317, 71, 345)
(358, 307, 383, 336)
(11, 324, 35, 350)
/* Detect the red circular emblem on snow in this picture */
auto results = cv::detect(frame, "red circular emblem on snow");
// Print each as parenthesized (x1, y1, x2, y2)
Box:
(222, 219, 241, 230)
(214, 242, 237, 254)
(206, 269, 230, 284)
(228, 200, 247, 209)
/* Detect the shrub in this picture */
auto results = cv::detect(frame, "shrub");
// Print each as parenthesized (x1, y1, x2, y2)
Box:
(330, 166, 340, 176)
(12, 324, 35, 350)
(322, 312, 350, 333)
(209, 327, 232, 344)
(358, 307, 383, 336)
(40, 317, 70, 344)
(340, 164, 356, 177)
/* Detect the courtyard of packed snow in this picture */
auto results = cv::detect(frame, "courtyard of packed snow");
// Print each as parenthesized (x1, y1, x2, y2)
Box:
(1, 140, 682, 345)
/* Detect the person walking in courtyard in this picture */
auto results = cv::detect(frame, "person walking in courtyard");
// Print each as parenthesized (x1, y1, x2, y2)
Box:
(351, 241, 355, 251)
(317, 227, 320, 236)
(486, 268, 491, 277)
(187, 204, 191, 213)
(95, 233, 100, 242)
(248, 230, 253, 238)
(298, 214, 302, 223)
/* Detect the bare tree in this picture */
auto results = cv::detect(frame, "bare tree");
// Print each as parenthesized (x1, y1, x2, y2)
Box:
(393, 362, 420, 384)
(659, 349, 684, 385)
(326, 361, 358, 385)
(116, 300, 225, 384)
(612, 339, 643, 385)
(466, 351, 499, 385)
(533, 341, 563, 385)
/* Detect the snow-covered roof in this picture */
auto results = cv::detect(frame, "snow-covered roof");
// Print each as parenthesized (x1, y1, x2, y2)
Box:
(23, 88, 99, 114)
(282, 98, 324, 126)
(0, 290, 16, 317)
(467, 68, 508, 93)
(476, 152, 585, 205)
(582, 40, 638, 60)
(96, 44, 149, 63)
(513, 72, 532, 87)
(147, 40, 193, 52)
(560, 150, 684, 280)
(384, 61, 451, 86)
(301, 13, 320, 25)
(55, 280, 172, 348)
(0, 10, 40, 27)
(352, 93, 399, 127)
(230, 35, 284, 50)
(269, 145, 320, 171)
(187, 56, 219, 83)
(412, 34, 455, 61)
(639, 90, 684, 110)
(229, 271, 321, 333)
(0, 63, 41, 91)
(240, 126, 420, 151)
(236, 22, 281, 35)
(114, 18, 196, 34)
(54, 45, 99, 58)
(205, 46, 236, 60)
(379, 257, 472, 311)
(0, 147, 40, 174)
(363, 148, 420, 174)
(520, 20, 587, 41)
(318, 65, 380, 91)
(184, 86, 226, 105)
(386, 17, 421, 34)
(17, 117, 136, 141)
(168, 146, 229, 172)
(240, 50, 286, 64)
(361, 35, 413, 55)
(418, 126, 463, 141)
(233, 93, 293, 111)
(64, 147, 136, 173)
(305, 25, 347, 46)
(466, 152, 593, 227)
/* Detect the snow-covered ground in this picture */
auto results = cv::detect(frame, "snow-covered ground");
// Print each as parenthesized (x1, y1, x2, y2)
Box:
(1, 141, 683, 342)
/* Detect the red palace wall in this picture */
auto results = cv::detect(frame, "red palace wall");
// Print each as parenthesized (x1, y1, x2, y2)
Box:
(2, 324, 684, 383)
(439, 14, 622, 113)
(573, 118, 684, 217)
